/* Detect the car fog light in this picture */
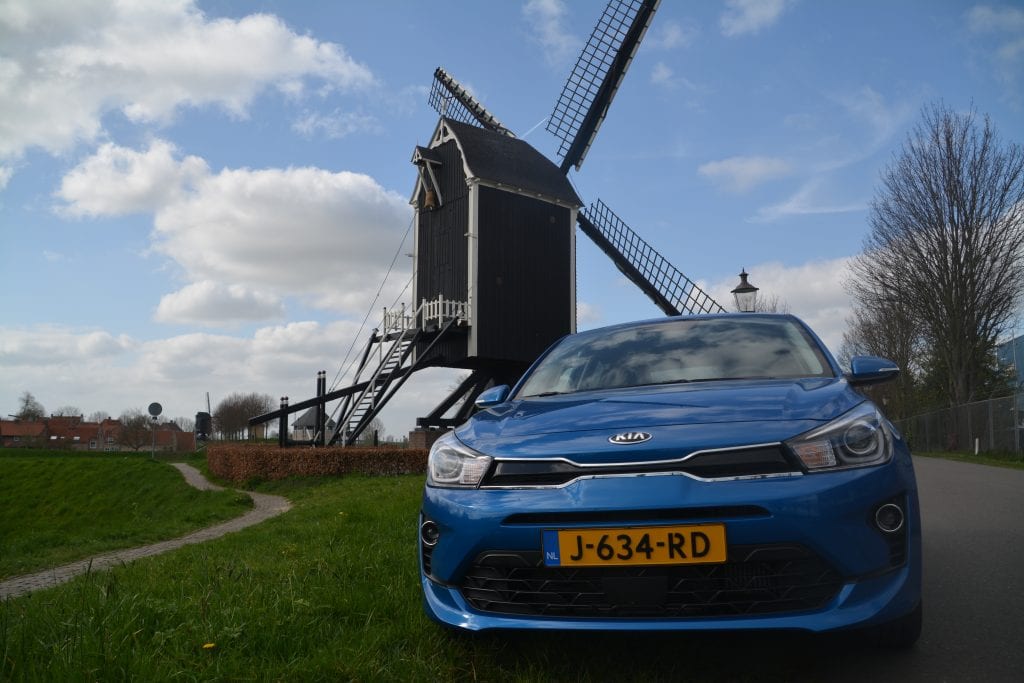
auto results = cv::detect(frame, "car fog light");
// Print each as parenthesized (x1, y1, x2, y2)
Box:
(875, 503, 905, 533)
(421, 520, 441, 546)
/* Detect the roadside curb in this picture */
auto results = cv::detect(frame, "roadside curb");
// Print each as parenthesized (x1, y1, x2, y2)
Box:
(0, 463, 291, 600)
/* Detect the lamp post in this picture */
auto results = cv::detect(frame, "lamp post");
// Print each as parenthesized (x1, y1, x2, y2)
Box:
(731, 269, 759, 313)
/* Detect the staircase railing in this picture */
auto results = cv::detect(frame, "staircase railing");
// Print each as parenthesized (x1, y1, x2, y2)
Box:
(329, 296, 469, 445)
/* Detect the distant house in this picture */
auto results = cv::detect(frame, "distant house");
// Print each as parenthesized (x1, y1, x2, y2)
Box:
(0, 416, 195, 452)
(0, 419, 46, 448)
(291, 407, 335, 442)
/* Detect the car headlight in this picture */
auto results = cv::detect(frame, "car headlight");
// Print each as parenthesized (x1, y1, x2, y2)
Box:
(786, 402, 893, 471)
(427, 431, 492, 488)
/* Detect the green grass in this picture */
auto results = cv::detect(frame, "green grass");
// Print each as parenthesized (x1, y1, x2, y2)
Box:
(0, 450, 252, 579)
(1, 469, 885, 682)
(915, 450, 1024, 470)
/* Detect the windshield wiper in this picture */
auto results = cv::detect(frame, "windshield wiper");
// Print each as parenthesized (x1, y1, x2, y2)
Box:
(524, 391, 567, 398)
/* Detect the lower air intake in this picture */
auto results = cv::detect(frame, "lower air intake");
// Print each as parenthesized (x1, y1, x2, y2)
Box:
(460, 545, 841, 619)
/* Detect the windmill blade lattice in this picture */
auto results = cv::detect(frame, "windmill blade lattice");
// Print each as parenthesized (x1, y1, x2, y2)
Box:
(580, 200, 726, 316)
(429, 67, 515, 137)
(547, 0, 660, 173)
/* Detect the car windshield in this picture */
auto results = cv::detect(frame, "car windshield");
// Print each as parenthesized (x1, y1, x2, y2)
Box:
(517, 317, 834, 397)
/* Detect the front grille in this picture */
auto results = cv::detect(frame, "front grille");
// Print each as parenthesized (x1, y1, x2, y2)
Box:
(482, 446, 799, 487)
(461, 545, 842, 618)
(503, 506, 769, 525)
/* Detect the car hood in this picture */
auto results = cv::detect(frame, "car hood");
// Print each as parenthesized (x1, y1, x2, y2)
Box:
(456, 377, 864, 461)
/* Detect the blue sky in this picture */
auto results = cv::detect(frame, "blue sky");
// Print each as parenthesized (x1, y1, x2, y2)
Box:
(1, 0, 1022, 435)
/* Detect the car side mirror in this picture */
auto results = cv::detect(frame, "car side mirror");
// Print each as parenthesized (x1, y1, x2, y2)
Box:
(847, 356, 900, 386)
(474, 385, 511, 409)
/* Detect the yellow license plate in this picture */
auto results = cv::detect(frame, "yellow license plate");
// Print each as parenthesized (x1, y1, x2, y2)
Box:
(542, 524, 727, 567)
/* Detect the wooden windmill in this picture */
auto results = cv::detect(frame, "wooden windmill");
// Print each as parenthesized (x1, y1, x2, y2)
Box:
(253, 0, 725, 446)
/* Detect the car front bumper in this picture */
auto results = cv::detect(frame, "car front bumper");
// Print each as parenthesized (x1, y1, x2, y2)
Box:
(419, 452, 921, 632)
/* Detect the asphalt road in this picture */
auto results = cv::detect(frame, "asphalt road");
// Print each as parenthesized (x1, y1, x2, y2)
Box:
(485, 456, 1024, 681)
(729, 455, 1024, 681)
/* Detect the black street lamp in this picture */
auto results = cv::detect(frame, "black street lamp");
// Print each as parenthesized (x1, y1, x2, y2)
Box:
(731, 269, 759, 313)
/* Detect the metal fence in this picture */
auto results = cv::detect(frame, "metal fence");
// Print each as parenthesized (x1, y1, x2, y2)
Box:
(894, 394, 1024, 454)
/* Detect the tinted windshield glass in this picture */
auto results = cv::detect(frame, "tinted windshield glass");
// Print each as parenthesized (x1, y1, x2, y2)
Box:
(517, 317, 833, 397)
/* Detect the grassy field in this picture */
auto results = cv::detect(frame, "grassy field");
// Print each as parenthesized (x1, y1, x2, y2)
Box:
(6, 449, 1017, 680)
(0, 462, 915, 682)
(0, 450, 251, 579)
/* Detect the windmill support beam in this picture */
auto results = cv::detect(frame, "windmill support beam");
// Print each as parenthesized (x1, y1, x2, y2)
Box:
(577, 213, 680, 316)
(416, 369, 491, 429)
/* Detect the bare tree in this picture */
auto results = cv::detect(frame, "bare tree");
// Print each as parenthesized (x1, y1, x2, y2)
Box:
(118, 409, 152, 451)
(754, 293, 791, 314)
(88, 410, 111, 423)
(173, 416, 195, 432)
(849, 102, 1024, 411)
(839, 298, 921, 419)
(214, 392, 274, 440)
(52, 405, 82, 417)
(16, 391, 45, 420)
(356, 417, 386, 446)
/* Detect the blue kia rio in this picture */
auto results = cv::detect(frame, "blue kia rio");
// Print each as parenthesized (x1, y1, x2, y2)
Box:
(419, 314, 922, 646)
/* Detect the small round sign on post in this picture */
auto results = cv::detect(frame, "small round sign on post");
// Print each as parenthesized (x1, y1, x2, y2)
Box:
(148, 402, 162, 459)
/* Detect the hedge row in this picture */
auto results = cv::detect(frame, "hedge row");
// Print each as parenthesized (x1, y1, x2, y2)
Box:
(207, 444, 428, 484)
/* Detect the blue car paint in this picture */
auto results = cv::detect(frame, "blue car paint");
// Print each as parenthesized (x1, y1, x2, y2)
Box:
(419, 314, 922, 633)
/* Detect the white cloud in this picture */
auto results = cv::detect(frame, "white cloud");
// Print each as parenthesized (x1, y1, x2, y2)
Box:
(0, 166, 12, 190)
(576, 301, 602, 327)
(0, 326, 136, 367)
(967, 5, 1024, 100)
(649, 20, 698, 49)
(0, 0, 375, 163)
(720, 0, 795, 37)
(523, 0, 581, 65)
(56, 140, 208, 216)
(698, 156, 792, 192)
(42, 250, 69, 263)
(968, 5, 1024, 32)
(155, 281, 285, 326)
(832, 86, 913, 157)
(708, 257, 854, 352)
(292, 109, 382, 140)
(57, 140, 413, 318)
(753, 179, 865, 222)
(651, 62, 675, 86)
(0, 321, 454, 438)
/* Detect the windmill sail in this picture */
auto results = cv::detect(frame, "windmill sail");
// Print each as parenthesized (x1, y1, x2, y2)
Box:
(547, 0, 660, 173)
(580, 200, 725, 316)
(429, 68, 515, 137)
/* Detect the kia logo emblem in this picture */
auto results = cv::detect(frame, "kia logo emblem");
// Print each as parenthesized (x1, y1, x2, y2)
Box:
(608, 431, 652, 445)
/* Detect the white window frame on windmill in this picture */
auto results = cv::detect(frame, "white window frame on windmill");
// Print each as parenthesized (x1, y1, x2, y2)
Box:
(411, 147, 443, 210)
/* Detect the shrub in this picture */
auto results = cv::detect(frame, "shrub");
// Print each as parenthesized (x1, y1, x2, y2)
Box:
(207, 444, 428, 483)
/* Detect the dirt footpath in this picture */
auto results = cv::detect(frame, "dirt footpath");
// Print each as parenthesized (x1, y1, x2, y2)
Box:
(0, 463, 291, 600)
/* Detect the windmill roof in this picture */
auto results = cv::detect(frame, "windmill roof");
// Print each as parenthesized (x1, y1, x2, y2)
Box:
(439, 118, 581, 208)
(292, 407, 336, 429)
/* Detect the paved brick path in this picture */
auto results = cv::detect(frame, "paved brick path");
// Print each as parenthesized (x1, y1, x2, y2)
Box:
(0, 463, 291, 600)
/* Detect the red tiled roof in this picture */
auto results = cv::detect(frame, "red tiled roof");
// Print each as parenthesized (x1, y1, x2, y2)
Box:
(0, 420, 46, 437)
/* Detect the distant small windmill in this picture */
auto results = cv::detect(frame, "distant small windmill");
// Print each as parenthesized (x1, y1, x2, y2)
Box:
(253, 0, 724, 446)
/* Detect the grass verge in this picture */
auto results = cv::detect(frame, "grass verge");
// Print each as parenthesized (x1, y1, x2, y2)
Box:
(0, 450, 251, 579)
(2, 471, 881, 681)
(914, 450, 1024, 470)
